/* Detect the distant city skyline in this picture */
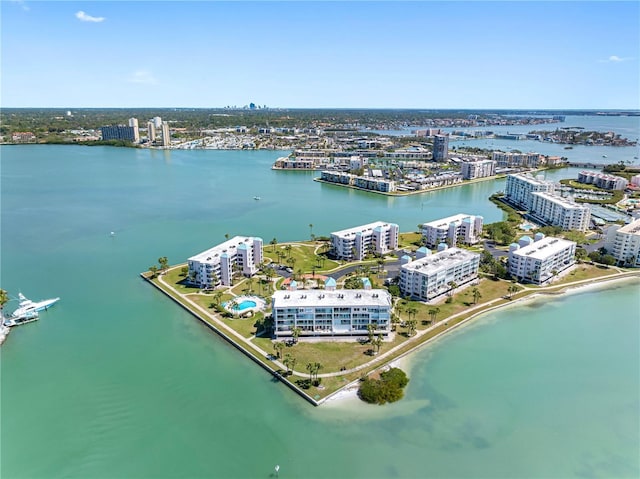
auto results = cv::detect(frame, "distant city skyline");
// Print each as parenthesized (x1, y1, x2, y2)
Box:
(2, 1, 638, 109)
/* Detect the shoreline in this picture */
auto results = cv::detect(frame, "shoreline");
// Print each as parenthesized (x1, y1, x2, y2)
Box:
(144, 255, 639, 407)
(320, 273, 640, 406)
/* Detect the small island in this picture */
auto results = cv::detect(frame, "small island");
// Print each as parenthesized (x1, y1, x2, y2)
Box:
(528, 128, 637, 147)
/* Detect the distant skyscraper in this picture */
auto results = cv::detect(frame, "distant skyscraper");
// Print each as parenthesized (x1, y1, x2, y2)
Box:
(128, 118, 140, 143)
(161, 121, 170, 147)
(153, 116, 163, 129)
(433, 134, 449, 162)
(147, 121, 156, 143)
(100, 125, 136, 142)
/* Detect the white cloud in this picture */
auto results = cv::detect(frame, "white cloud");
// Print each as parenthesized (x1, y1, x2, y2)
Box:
(75, 11, 105, 23)
(600, 55, 633, 63)
(128, 70, 158, 85)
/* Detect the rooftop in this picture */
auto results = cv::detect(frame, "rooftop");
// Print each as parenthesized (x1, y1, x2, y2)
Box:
(402, 247, 480, 275)
(510, 236, 575, 260)
(617, 218, 640, 235)
(532, 192, 589, 210)
(422, 213, 480, 229)
(272, 289, 391, 308)
(188, 236, 262, 263)
(332, 221, 398, 238)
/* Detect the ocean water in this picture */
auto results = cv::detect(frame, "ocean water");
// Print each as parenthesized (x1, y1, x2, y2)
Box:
(1, 144, 638, 478)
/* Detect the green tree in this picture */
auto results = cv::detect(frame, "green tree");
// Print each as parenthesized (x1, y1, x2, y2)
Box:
(213, 290, 223, 306)
(367, 323, 377, 343)
(291, 326, 301, 344)
(447, 281, 458, 297)
(406, 319, 418, 337)
(0, 289, 9, 315)
(472, 287, 482, 305)
(374, 334, 384, 354)
(180, 266, 189, 277)
(283, 353, 293, 375)
(273, 341, 284, 359)
(158, 256, 169, 272)
(309, 223, 314, 241)
(270, 237, 278, 252)
(285, 244, 293, 259)
(148, 265, 159, 278)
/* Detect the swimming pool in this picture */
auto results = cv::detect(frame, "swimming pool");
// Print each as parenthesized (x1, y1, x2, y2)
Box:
(223, 299, 258, 311)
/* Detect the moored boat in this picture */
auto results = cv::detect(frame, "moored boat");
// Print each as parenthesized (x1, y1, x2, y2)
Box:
(11, 293, 60, 319)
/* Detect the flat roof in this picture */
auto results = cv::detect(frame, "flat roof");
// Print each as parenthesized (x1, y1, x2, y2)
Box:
(532, 192, 589, 210)
(402, 247, 480, 275)
(422, 213, 480, 229)
(508, 173, 551, 186)
(618, 218, 640, 235)
(189, 236, 261, 262)
(332, 221, 398, 238)
(272, 289, 391, 308)
(511, 236, 575, 260)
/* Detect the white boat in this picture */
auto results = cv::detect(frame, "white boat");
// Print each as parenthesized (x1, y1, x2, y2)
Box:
(11, 293, 60, 318)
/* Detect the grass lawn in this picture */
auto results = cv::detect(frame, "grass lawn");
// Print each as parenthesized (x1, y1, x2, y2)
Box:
(398, 232, 422, 250)
(264, 242, 339, 273)
(160, 265, 201, 293)
(534, 263, 618, 287)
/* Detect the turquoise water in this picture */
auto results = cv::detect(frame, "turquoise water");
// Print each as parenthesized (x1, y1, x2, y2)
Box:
(1, 144, 639, 478)
(224, 300, 257, 311)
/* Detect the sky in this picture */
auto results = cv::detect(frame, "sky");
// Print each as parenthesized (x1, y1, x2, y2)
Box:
(1, 1, 639, 109)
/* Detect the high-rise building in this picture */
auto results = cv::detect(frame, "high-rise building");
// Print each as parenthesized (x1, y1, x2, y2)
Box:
(461, 159, 496, 180)
(161, 121, 170, 147)
(153, 116, 163, 128)
(504, 173, 554, 210)
(530, 192, 591, 232)
(128, 118, 140, 143)
(100, 125, 136, 142)
(432, 134, 449, 162)
(147, 121, 156, 142)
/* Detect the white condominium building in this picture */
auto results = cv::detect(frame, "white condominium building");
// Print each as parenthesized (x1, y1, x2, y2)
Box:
(461, 159, 497, 180)
(128, 118, 140, 143)
(530, 192, 591, 232)
(400, 247, 480, 301)
(161, 121, 171, 147)
(508, 236, 576, 284)
(577, 170, 629, 190)
(492, 151, 542, 168)
(188, 236, 263, 288)
(604, 218, 640, 267)
(272, 289, 391, 338)
(331, 221, 399, 261)
(505, 173, 554, 210)
(421, 214, 484, 248)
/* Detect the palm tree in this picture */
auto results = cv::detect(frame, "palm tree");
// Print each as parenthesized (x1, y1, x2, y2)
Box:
(367, 323, 376, 343)
(224, 233, 230, 241)
(406, 319, 418, 337)
(283, 353, 293, 375)
(213, 291, 223, 306)
(158, 256, 169, 272)
(406, 306, 418, 322)
(274, 341, 284, 359)
(291, 326, 301, 344)
(306, 362, 314, 382)
(374, 334, 384, 354)
(246, 277, 254, 293)
(270, 237, 278, 252)
(309, 223, 314, 241)
(472, 287, 482, 305)
(447, 281, 458, 297)
(148, 265, 159, 278)
(313, 362, 323, 383)
(285, 244, 293, 259)
(377, 257, 385, 274)
(276, 250, 285, 265)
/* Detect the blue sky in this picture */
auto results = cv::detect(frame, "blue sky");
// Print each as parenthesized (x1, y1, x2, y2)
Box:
(2, 1, 638, 109)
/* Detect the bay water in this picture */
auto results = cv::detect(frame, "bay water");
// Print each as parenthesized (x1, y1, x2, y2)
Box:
(1, 144, 638, 478)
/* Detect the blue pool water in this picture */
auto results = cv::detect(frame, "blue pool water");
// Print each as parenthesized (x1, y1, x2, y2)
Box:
(223, 299, 257, 311)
